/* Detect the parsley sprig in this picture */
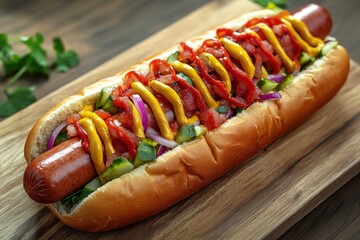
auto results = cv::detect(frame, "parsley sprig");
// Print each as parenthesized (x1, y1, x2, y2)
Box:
(253, 0, 287, 8)
(0, 32, 79, 117)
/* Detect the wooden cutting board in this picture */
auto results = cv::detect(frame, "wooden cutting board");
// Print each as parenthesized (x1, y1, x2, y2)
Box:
(1, 0, 360, 239)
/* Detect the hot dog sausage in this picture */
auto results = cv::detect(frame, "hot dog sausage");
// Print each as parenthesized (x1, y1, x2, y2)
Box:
(23, 138, 96, 204)
(23, 4, 333, 205)
(293, 3, 332, 39)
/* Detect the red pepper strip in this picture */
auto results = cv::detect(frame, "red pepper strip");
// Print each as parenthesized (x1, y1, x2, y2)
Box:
(216, 28, 236, 39)
(181, 41, 230, 101)
(173, 75, 223, 129)
(181, 41, 254, 108)
(243, 15, 283, 29)
(196, 39, 256, 107)
(125, 70, 149, 85)
(94, 109, 112, 119)
(149, 59, 176, 77)
(241, 16, 302, 66)
(276, 10, 291, 19)
(147, 58, 222, 129)
(105, 118, 140, 158)
(113, 96, 134, 130)
(173, 75, 208, 113)
(216, 28, 280, 74)
(112, 70, 148, 98)
(149, 59, 209, 113)
(66, 113, 81, 124)
(276, 24, 302, 63)
(73, 119, 90, 153)
(209, 39, 256, 106)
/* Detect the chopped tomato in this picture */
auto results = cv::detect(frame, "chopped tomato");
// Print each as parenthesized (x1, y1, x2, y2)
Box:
(106, 118, 140, 158)
(170, 121, 179, 133)
(216, 28, 235, 38)
(198, 38, 256, 107)
(149, 59, 176, 77)
(180, 88, 197, 113)
(275, 25, 302, 62)
(113, 96, 134, 129)
(66, 114, 81, 124)
(199, 108, 226, 130)
(112, 138, 128, 155)
(94, 109, 111, 119)
(73, 120, 90, 153)
(215, 28, 280, 74)
(125, 70, 148, 85)
(178, 42, 196, 63)
(243, 16, 283, 29)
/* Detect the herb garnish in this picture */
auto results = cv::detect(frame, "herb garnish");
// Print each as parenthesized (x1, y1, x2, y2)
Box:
(0, 33, 79, 117)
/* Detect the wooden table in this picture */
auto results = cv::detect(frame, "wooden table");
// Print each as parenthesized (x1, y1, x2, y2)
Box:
(1, 0, 359, 239)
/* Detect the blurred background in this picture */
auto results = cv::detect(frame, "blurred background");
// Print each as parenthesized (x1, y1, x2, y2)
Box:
(0, 0, 358, 106)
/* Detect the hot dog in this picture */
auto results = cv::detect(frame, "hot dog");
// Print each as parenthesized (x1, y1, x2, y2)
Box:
(24, 137, 96, 204)
(23, 4, 349, 232)
(293, 3, 332, 39)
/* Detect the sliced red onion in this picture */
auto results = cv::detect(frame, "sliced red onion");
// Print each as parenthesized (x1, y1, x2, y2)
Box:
(130, 94, 148, 132)
(225, 108, 233, 119)
(145, 126, 159, 135)
(156, 145, 167, 157)
(47, 121, 67, 150)
(266, 74, 286, 83)
(259, 92, 282, 101)
(146, 127, 178, 148)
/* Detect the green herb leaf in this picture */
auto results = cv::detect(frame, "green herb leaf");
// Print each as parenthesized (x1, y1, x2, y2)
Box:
(253, 0, 287, 8)
(0, 86, 36, 117)
(2, 65, 28, 91)
(0, 33, 13, 61)
(23, 54, 49, 76)
(21, 33, 47, 67)
(0, 33, 80, 117)
(53, 37, 64, 53)
(2, 54, 24, 76)
(0, 33, 24, 76)
(53, 37, 80, 72)
(18, 32, 50, 77)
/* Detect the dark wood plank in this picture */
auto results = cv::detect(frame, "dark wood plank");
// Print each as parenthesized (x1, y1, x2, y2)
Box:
(0, 0, 210, 102)
(281, 173, 360, 239)
(283, 0, 360, 239)
(0, 0, 360, 238)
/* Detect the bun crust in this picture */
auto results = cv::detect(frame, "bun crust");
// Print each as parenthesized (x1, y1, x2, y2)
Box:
(24, 10, 350, 232)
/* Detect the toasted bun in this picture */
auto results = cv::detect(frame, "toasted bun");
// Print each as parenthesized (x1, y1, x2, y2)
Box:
(24, 9, 350, 232)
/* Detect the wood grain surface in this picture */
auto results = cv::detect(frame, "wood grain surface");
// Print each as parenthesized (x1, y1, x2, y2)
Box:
(0, 0, 359, 239)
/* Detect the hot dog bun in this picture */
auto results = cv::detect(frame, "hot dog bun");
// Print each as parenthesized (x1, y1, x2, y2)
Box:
(24, 9, 350, 232)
